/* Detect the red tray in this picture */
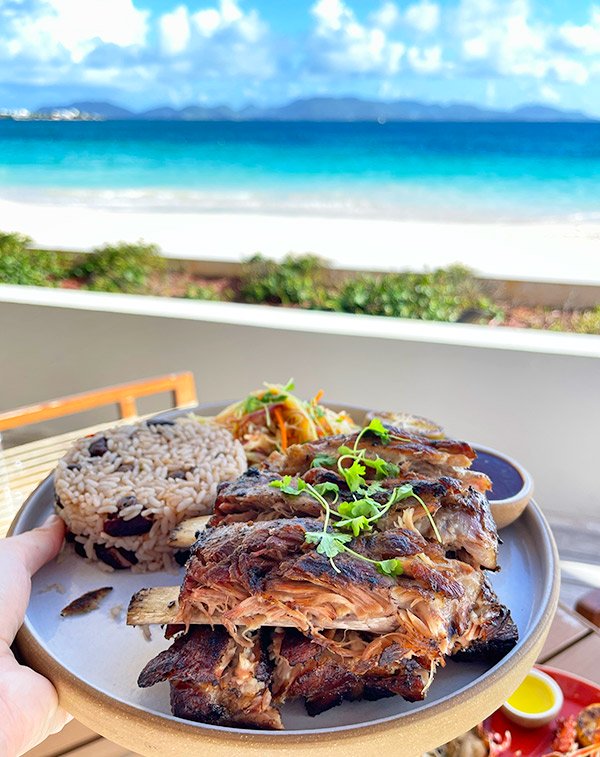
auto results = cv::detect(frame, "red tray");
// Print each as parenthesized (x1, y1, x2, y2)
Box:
(484, 665, 600, 756)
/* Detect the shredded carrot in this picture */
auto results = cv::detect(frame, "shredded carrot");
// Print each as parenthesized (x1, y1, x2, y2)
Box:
(312, 389, 324, 405)
(273, 407, 288, 451)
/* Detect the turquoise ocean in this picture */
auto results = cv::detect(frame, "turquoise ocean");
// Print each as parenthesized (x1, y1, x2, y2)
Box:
(1, 120, 599, 221)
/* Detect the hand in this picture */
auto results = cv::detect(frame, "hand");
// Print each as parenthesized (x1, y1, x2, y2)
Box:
(0, 515, 72, 756)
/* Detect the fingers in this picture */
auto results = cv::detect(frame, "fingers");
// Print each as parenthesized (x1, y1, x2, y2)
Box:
(0, 650, 71, 756)
(8, 515, 65, 577)
(0, 515, 65, 646)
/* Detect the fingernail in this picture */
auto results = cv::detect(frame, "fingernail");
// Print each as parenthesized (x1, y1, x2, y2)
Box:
(43, 514, 61, 527)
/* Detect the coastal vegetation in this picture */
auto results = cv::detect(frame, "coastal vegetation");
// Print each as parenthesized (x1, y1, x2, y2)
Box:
(69, 241, 164, 294)
(0, 233, 597, 335)
(0, 232, 67, 286)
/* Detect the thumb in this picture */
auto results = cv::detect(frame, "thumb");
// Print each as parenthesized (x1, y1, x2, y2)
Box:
(9, 514, 65, 576)
(0, 514, 65, 646)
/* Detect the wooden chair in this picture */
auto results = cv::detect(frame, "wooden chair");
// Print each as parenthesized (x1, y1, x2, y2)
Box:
(0, 372, 197, 432)
(0, 372, 198, 538)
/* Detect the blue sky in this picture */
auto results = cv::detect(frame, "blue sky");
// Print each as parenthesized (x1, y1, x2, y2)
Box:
(1, 0, 600, 113)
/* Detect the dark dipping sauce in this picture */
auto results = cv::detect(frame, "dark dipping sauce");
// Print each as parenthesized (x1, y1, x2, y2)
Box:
(470, 449, 524, 501)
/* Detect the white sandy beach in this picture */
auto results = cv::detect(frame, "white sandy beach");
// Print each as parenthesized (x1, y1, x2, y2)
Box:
(1, 195, 600, 284)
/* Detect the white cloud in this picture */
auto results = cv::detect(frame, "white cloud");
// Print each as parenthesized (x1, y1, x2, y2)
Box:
(458, 0, 544, 68)
(547, 57, 588, 85)
(157, 0, 268, 76)
(405, 1, 440, 34)
(559, 7, 600, 56)
(0, 0, 597, 108)
(456, 0, 590, 85)
(310, 0, 405, 75)
(159, 6, 191, 56)
(0, 0, 273, 97)
(370, 2, 401, 30)
(407, 44, 442, 73)
(0, 0, 148, 66)
(540, 84, 560, 104)
(159, 0, 265, 55)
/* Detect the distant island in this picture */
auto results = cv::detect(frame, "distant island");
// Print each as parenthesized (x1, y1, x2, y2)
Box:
(3, 97, 595, 123)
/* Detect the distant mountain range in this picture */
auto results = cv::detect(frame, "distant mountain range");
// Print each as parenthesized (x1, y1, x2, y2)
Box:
(38, 97, 595, 122)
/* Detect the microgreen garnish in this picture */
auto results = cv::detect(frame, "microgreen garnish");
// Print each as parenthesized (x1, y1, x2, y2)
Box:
(363, 417, 390, 443)
(310, 453, 337, 469)
(313, 481, 340, 501)
(268, 418, 442, 572)
(377, 558, 404, 576)
(270, 475, 307, 496)
(304, 532, 352, 563)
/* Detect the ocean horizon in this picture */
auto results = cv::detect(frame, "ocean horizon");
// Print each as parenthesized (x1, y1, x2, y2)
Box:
(1, 120, 600, 223)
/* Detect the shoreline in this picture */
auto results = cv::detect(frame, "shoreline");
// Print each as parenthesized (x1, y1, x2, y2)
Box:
(1, 195, 600, 285)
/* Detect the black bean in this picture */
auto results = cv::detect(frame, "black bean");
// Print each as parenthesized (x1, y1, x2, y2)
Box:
(167, 469, 187, 480)
(103, 514, 153, 537)
(66, 464, 81, 472)
(116, 462, 134, 472)
(73, 541, 87, 558)
(65, 531, 88, 559)
(174, 549, 190, 567)
(89, 436, 109, 457)
(146, 419, 174, 427)
(93, 544, 138, 569)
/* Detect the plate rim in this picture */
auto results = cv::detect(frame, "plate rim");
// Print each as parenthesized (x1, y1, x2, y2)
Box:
(11, 402, 560, 751)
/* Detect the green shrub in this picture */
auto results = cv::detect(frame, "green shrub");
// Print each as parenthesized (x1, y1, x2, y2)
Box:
(0, 232, 66, 286)
(240, 254, 332, 309)
(184, 283, 231, 301)
(571, 307, 600, 335)
(334, 266, 499, 322)
(70, 241, 164, 293)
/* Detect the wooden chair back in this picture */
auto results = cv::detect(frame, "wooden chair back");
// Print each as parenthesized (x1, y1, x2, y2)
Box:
(0, 372, 198, 432)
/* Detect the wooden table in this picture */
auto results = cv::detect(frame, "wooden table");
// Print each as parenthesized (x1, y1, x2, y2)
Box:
(1, 426, 598, 756)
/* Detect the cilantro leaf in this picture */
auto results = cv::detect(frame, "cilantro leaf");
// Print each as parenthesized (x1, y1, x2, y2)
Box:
(361, 456, 399, 479)
(304, 531, 352, 559)
(283, 378, 295, 391)
(377, 558, 404, 576)
(364, 481, 386, 496)
(335, 515, 372, 537)
(269, 476, 307, 496)
(342, 459, 367, 492)
(310, 453, 337, 469)
(337, 499, 380, 519)
(390, 483, 415, 503)
(313, 482, 340, 498)
(364, 418, 391, 443)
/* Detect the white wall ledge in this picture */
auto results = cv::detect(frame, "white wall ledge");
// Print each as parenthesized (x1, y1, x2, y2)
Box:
(1, 284, 599, 359)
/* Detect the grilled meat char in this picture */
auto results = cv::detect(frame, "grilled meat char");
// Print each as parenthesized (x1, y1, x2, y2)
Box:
(138, 425, 517, 729)
(211, 467, 498, 570)
(176, 519, 516, 664)
(138, 626, 282, 730)
(264, 427, 491, 494)
(271, 628, 431, 715)
(139, 625, 431, 728)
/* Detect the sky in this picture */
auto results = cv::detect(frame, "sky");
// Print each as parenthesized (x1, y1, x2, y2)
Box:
(1, 0, 600, 113)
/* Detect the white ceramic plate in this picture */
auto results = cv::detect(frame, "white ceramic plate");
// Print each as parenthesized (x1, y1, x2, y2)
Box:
(12, 404, 560, 755)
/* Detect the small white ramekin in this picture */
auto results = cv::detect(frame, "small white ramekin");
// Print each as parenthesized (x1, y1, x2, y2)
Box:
(501, 668, 564, 729)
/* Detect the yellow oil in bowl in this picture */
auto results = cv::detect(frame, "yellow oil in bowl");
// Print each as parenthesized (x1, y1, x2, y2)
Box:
(507, 675, 555, 714)
(502, 669, 564, 728)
